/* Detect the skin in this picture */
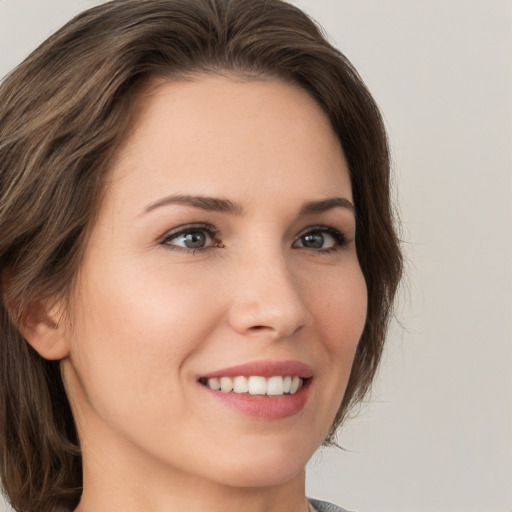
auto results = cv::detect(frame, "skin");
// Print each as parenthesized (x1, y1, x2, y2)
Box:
(39, 76, 368, 512)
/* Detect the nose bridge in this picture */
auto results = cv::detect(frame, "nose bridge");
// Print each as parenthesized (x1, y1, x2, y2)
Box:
(227, 240, 311, 339)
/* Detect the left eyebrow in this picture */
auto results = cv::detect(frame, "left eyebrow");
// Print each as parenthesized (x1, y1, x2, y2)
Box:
(299, 197, 354, 216)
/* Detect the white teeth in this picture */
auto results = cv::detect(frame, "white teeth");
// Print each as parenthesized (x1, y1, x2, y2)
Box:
(204, 375, 304, 396)
(207, 377, 221, 391)
(233, 376, 249, 393)
(267, 376, 284, 396)
(220, 377, 233, 392)
(248, 376, 267, 395)
(290, 376, 301, 394)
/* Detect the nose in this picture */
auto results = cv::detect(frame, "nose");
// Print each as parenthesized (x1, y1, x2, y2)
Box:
(227, 251, 312, 340)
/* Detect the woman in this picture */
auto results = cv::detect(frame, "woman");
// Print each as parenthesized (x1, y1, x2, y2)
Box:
(0, 1, 402, 511)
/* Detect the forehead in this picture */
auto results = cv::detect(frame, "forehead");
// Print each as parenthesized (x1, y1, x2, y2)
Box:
(104, 75, 351, 214)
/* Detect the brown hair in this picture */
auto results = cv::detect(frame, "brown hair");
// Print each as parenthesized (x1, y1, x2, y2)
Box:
(0, 0, 402, 510)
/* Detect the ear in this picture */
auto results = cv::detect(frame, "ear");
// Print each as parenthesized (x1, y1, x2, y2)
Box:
(17, 299, 70, 361)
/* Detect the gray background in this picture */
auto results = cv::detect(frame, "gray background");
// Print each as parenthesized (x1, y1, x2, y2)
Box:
(1, 1, 511, 511)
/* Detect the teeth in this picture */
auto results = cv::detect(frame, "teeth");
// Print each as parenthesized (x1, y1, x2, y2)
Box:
(233, 376, 249, 393)
(248, 376, 267, 395)
(207, 377, 221, 391)
(205, 375, 304, 396)
(290, 376, 301, 394)
(267, 376, 284, 396)
(220, 377, 233, 392)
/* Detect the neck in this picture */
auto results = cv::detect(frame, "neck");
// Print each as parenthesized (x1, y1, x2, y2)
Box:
(74, 430, 310, 512)
(75, 465, 309, 512)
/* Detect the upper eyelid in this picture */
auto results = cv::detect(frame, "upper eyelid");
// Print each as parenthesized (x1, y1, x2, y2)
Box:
(160, 223, 348, 236)
(160, 223, 217, 239)
(296, 224, 344, 235)
(295, 225, 348, 243)
(295, 225, 350, 241)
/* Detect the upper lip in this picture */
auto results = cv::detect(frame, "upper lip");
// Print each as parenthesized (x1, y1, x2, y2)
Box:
(199, 360, 314, 379)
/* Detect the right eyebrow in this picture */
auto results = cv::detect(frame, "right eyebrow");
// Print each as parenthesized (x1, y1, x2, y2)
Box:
(141, 194, 245, 216)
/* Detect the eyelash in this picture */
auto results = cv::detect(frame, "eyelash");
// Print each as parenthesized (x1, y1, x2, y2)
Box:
(159, 223, 349, 254)
(294, 226, 349, 254)
(160, 223, 221, 253)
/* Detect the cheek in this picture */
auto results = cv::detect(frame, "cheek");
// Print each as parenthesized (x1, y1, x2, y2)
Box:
(307, 263, 367, 349)
(75, 255, 222, 345)
(303, 263, 367, 390)
(65, 259, 224, 416)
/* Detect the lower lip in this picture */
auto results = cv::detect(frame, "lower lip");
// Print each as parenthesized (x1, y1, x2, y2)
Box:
(201, 379, 311, 420)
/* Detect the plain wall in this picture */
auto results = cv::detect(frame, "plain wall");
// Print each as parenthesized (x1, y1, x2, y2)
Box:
(1, 1, 511, 511)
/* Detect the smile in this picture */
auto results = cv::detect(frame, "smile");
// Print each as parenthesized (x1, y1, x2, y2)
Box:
(198, 360, 313, 419)
(199, 375, 304, 396)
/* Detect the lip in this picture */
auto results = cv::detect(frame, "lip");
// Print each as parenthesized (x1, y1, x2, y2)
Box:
(199, 360, 314, 379)
(198, 360, 313, 420)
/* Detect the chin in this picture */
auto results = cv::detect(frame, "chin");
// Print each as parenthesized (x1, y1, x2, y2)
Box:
(193, 434, 316, 489)
(211, 460, 306, 489)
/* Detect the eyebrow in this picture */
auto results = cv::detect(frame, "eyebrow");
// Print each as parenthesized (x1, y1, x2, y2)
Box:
(142, 194, 354, 216)
(299, 197, 354, 215)
(142, 194, 244, 215)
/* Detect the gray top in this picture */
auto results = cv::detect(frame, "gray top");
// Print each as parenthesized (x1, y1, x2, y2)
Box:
(308, 497, 354, 512)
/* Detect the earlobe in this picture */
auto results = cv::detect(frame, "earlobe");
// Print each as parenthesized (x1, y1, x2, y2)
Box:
(17, 299, 70, 361)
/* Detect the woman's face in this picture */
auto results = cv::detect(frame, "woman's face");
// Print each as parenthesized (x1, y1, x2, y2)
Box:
(61, 76, 367, 490)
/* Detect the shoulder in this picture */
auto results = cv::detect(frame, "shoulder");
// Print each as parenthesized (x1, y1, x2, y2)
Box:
(308, 497, 356, 512)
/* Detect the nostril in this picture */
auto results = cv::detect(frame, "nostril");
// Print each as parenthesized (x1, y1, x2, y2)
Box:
(228, 299, 309, 339)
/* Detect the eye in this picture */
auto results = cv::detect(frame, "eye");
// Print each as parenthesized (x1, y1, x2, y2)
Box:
(160, 224, 221, 252)
(293, 227, 348, 252)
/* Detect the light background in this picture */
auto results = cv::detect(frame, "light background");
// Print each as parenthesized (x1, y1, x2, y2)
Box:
(1, 1, 511, 511)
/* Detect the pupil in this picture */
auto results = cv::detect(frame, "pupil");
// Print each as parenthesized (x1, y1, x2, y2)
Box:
(303, 232, 324, 248)
(184, 231, 206, 248)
